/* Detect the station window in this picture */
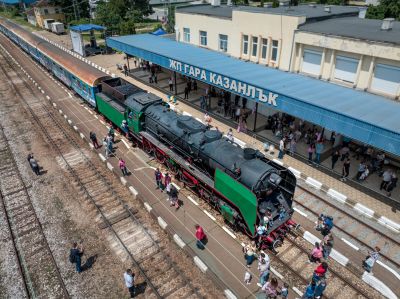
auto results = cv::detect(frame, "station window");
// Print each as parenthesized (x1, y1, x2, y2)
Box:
(261, 38, 268, 60)
(271, 40, 279, 62)
(219, 34, 228, 53)
(252, 36, 258, 57)
(183, 28, 190, 43)
(242, 35, 249, 55)
(200, 31, 207, 46)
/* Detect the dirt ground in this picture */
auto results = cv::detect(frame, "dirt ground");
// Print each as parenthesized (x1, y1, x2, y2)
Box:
(0, 61, 130, 299)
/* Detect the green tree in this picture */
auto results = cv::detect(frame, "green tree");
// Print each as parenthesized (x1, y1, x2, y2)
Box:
(366, 0, 400, 20)
(54, 0, 90, 22)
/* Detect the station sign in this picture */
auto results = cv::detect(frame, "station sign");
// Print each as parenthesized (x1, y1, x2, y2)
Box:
(169, 59, 278, 107)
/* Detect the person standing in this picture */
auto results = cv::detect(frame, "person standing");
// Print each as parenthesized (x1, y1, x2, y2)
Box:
(278, 138, 285, 159)
(168, 78, 173, 91)
(195, 224, 206, 249)
(302, 281, 316, 299)
(29, 157, 40, 175)
(155, 168, 163, 190)
(307, 144, 315, 165)
(119, 158, 128, 176)
(315, 142, 324, 166)
(256, 258, 269, 288)
(312, 262, 328, 283)
(164, 173, 171, 191)
(380, 169, 392, 191)
(386, 173, 397, 197)
(322, 232, 334, 259)
(70, 242, 84, 273)
(289, 138, 296, 156)
(184, 86, 189, 99)
(314, 278, 327, 299)
(227, 128, 234, 142)
(243, 241, 257, 267)
(363, 246, 380, 273)
(89, 131, 100, 149)
(309, 242, 323, 263)
(356, 161, 367, 180)
(331, 150, 340, 170)
(261, 277, 278, 298)
(340, 158, 351, 181)
(124, 269, 135, 298)
(193, 80, 198, 91)
(123, 64, 128, 76)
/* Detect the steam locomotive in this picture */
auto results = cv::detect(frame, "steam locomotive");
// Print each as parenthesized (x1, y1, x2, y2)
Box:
(0, 18, 298, 249)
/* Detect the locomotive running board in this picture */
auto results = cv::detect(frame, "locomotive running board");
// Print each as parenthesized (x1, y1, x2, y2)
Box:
(140, 131, 215, 188)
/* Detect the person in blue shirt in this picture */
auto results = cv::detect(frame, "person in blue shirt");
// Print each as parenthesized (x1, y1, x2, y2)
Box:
(315, 142, 324, 166)
(322, 216, 334, 236)
(302, 281, 316, 299)
(314, 278, 327, 299)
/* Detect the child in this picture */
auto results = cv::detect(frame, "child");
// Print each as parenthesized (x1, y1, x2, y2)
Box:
(244, 271, 252, 285)
(280, 282, 289, 298)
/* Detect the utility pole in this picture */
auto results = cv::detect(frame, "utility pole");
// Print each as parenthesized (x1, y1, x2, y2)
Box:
(72, 0, 80, 21)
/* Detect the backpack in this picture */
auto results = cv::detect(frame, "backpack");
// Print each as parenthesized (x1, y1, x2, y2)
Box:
(69, 249, 76, 263)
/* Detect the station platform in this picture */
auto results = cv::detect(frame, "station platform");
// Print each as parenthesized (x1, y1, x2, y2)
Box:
(4, 31, 399, 299)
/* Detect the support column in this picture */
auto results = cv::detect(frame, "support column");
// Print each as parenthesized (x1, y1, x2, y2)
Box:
(253, 102, 259, 132)
(126, 53, 130, 73)
(174, 71, 177, 95)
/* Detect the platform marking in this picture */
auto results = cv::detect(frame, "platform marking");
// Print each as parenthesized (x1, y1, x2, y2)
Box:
(89, 110, 93, 115)
(327, 189, 347, 204)
(94, 115, 98, 119)
(376, 261, 400, 281)
(270, 266, 284, 280)
(203, 210, 216, 221)
(293, 207, 308, 218)
(354, 203, 374, 218)
(288, 166, 301, 178)
(305, 177, 323, 190)
(98, 153, 106, 162)
(129, 186, 138, 199)
(377, 216, 400, 233)
(121, 139, 130, 149)
(224, 290, 237, 299)
(272, 158, 284, 166)
(107, 162, 113, 171)
(120, 177, 127, 186)
(73, 126, 78, 131)
(79, 132, 85, 139)
(144, 202, 152, 212)
(362, 271, 397, 299)
(157, 217, 167, 230)
(88, 142, 94, 150)
(193, 256, 208, 273)
(341, 238, 359, 251)
(222, 226, 237, 239)
(100, 120, 105, 125)
(173, 234, 186, 249)
(292, 287, 303, 296)
(188, 196, 199, 206)
(171, 182, 181, 191)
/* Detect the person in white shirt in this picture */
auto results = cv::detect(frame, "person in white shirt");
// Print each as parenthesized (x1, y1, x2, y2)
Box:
(227, 128, 234, 142)
(124, 269, 135, 298)
(278, 138, 285, 159)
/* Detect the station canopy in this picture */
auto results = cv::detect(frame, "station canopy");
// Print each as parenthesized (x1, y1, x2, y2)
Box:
(106, 34, 400, 156)
(70, 24, 105, 32)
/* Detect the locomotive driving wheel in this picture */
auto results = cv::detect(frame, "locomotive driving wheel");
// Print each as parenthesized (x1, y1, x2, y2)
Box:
(155, 150, 166, 163)
(143, 140, 154, 155)
(165, 160, 178, 175)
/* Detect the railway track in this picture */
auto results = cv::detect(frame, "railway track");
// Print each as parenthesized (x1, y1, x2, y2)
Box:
(0, 47, 202, 299)
(294, 183, 400, 271)
(0, 123, 69, 299)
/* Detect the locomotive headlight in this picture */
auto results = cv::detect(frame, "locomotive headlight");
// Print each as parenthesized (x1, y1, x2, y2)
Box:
(269, 173, 282, 185)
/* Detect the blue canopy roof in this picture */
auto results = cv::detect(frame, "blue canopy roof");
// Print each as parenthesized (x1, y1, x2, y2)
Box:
(107, 34, 400, 156)
(152, 28, 166, 36)
(70, 24, 105, 32)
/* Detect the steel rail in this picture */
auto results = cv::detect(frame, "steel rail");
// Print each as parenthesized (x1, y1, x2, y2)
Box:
(0, 43, 202, 299)
(0, 123, 70, 299)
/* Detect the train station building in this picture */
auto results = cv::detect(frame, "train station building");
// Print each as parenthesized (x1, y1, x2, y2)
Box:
(106, 3, 400, 198)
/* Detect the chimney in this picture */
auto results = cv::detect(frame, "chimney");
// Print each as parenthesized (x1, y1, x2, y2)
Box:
(324, 6, 331, 13)
(210, 0, 221, 6)
(358, 7, 367, 18)
(381, 18, 394, 31)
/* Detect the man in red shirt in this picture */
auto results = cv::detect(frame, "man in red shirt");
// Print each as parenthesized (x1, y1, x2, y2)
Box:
(195, 224, 206, 250)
